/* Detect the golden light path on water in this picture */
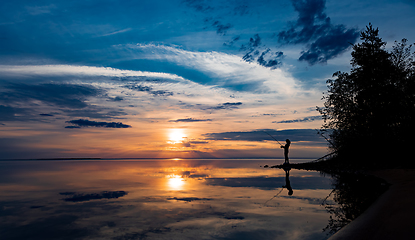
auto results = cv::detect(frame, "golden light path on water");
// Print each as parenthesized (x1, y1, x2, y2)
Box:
(166, 158, 186, 191)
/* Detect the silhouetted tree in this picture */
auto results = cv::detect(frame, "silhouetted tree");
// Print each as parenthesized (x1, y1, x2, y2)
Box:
(318, 24, 415, 165)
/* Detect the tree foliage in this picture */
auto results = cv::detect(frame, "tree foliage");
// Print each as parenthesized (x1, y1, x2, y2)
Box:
(318, 24, 415, 163)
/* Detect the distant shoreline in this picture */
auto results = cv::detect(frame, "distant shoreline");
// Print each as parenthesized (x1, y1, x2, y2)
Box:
(0, 158, 316, 161)
(0, 158, 103, 161)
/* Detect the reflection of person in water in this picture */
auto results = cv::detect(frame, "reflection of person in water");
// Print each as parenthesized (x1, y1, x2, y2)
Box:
(280, 139, 291, 164)
(264, 167, 293, 205)
(282, 167, 293, 195)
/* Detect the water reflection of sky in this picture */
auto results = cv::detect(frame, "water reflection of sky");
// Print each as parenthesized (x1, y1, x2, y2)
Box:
(0, 160, 334, 240)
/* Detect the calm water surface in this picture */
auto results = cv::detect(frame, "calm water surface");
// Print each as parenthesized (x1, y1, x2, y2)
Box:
(0, 159, 336, 240)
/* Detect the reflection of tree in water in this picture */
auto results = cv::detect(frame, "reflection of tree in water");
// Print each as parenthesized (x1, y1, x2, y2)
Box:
(322, 172, 389, 235)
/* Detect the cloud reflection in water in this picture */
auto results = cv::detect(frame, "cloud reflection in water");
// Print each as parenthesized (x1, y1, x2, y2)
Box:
(0, 159, 335, 240)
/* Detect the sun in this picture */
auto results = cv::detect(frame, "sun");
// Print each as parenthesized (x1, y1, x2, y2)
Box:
(168, 129, 186, 144)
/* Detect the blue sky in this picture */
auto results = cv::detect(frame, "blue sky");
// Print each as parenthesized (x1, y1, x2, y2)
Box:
(1, 0, 414, 159)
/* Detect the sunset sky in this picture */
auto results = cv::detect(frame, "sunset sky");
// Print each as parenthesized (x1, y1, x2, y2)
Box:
(1, 0, 414, 159)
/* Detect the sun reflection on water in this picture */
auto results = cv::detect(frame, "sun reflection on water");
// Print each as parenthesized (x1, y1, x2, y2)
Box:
(167, 174, 185, 190)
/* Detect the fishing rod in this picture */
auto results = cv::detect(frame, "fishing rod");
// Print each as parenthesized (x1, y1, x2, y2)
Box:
(264, 131, 283, 146)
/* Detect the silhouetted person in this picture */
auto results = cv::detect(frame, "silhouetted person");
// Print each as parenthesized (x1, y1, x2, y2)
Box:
(282, 167, 293, 196)
(281, 139, 291, 164)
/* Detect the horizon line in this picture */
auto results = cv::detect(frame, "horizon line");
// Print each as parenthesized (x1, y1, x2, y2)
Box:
(0, 157, 318, 161)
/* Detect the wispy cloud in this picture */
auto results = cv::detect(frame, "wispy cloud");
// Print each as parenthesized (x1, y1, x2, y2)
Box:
(0, 82, 130, 122)
(0, 105, 28, 121)
(241, 34, 262, 61)
(25, 4, 56, 16)
(2, 83, 101, 109)
(128, 84, 174, 97)
(99, 28, 132, 37)
(223, 36, 241, 47)
(183, 0, 240, 36)
(211, 21, 233, 35)
(0, 65, 185, 81)
(117, 43, 299, 94)
(239, 34, 285, 69)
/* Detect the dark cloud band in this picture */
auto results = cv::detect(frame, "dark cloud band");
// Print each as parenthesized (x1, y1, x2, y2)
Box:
(169, 118, 212, 122)
(60, 191, 128, 202)
(274, 116, 322, 124)
(278, 0, 359, 65)
(65, 119, 131, 128)
(203, 129, 324, 143)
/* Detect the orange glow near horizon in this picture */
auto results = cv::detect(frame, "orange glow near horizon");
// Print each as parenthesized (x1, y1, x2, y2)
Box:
(0, 121, 328, 159)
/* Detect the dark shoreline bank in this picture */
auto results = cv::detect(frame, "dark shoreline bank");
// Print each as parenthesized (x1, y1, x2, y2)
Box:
(328, 169, 415, 240)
